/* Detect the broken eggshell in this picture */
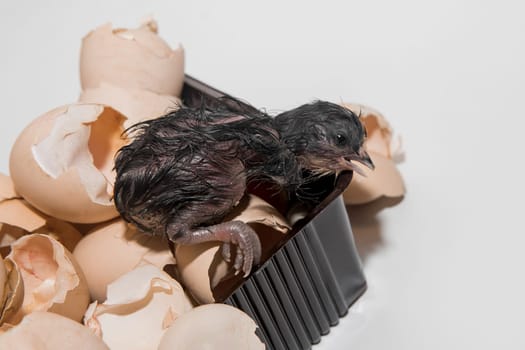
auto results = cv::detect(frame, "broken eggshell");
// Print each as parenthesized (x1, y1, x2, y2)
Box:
(158, 303, 265, 350)
(83, 264, 193, 350)
(341, 103, 406, 205)
(175, 194, 290, 304)
(343, 151, 406, 205)
(0, 198, 46, 246)
(9, 104, 128, 223)
(0, 173, 18, 202)
(32, 217, 84, 253)
(5, 234, 89, 324)
(0, 311, 109, 350)
(174, 242, 226, 305)
(0, 193, 83, 252)
(0, 259, 24, 325)
(0, 260, 5, 311)
(73, 218, 175, 302)
(79, 82, 180, 129)
(80, 20, 185, 97)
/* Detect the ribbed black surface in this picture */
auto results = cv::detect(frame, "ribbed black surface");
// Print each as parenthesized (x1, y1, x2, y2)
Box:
(224, 196, 366, 350)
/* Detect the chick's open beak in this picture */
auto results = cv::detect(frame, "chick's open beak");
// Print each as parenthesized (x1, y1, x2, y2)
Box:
(355, 148, 375, 170)
(341, 148, 375, 177)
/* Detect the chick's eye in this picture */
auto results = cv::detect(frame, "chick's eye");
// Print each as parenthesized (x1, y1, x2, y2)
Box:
(336, 134, 347, 146)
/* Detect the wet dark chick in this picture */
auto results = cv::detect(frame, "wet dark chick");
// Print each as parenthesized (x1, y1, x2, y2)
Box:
(113, 100, 374, 277)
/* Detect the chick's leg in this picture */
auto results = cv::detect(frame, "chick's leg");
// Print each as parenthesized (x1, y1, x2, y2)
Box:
(167, 221, 262, 277)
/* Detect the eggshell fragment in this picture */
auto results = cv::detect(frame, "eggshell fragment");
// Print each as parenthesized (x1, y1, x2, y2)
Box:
(1, 175, 84, 251)
(0, 261, 5, 306)
(0, 176, 43, 241)
(79, 82, 180, 128)
(0, 199, 46, 234)
(0, 174, 18, 201)
(80, 20, 185, 97)
(73, 219, 175, 302)
(341, 103, 406, 205)
(224, 194, 291, 234)
(0, 311, 109, 349)
(32, 217, 83, 253)
(6, 234, 89, 324)
(0, 259, 24, 325)
(158, 304, 265, 350)
(176, 194, 290, 304)
(83, 264, 193, 350)
(343, 151, 406, 204)
(0, 260, 9, 324)
(175, 242, 226, 304)
(0, 181, 83, 252)
(9, 104, 127, 223)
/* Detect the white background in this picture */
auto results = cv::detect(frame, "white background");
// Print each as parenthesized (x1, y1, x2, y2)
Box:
(1, 1, 524, 349)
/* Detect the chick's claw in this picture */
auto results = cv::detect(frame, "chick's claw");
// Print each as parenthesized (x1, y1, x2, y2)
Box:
(225, 221, 262, 277)
(221, 242, 232, 263)
(172, 221, 262, 277)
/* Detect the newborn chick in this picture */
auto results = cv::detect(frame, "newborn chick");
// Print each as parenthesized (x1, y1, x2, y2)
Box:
(113, 100, 373, 277)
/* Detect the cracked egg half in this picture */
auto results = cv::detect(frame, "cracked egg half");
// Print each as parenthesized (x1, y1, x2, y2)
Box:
(9, 104, 128, 223)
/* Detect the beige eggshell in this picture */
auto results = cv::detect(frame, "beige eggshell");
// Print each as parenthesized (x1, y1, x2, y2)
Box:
(0, 224, 26, 253)
(80, 20, 184, 97)
(176, 194, 290, 304)
(158, 304, 264, 350)
(79, 82, 180, 129)
(0, 199, 46, 233)
(175, 242, 228, 304)
(0, 311, 109, 350)
(0, 260, 5, 304)
(0, 174, 45, 235)
(0, 174, 18, 201)
(6, 234, 89, 324)
(73, 219, 175, 302)
(0, 260, 7, 323)
(343, 151, 405, 205)
(224, 194, 291, 233)
(83, 264, 193, 350)
(0, 259, 24, 325)
(0, 197, 82, 252)
(32, 217, 83, 253)
(340, 103, 406, 204)
(9, 104, 127, 223)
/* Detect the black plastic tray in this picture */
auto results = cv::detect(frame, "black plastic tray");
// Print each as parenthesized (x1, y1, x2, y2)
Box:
(181, 75, 366, 350)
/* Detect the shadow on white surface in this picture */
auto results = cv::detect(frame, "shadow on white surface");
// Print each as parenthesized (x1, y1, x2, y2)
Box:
(347, 197, 403, 264)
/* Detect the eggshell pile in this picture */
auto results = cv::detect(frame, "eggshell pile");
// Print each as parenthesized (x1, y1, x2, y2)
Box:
(0, 18, 272, 349)
(341, 103, 406, 205)
(9, 18, 185, 225)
